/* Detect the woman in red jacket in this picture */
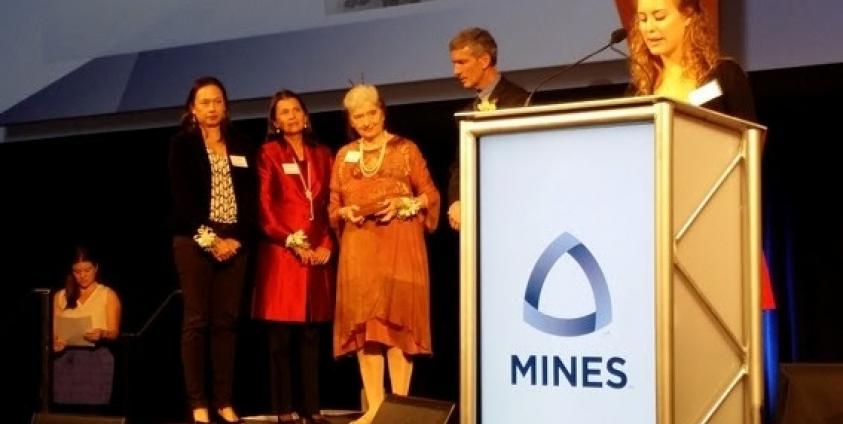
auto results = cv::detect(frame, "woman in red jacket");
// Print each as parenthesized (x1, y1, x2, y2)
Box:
(252, 90, 334, 424)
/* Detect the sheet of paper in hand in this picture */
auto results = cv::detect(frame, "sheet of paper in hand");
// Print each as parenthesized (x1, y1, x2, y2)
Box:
(56, 316, 95, 347)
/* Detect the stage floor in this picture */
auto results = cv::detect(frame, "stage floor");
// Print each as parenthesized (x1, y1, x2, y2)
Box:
(158, 410, 361, 423)
(239, 411, 359, 423)
(34, 410, 362, 424)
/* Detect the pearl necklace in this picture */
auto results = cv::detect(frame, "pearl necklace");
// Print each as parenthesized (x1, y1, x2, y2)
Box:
(358, 134, 390, 177)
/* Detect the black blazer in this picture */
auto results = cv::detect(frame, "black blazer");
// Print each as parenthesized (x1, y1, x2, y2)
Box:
(168, 128, 257, 242)
(626, 58, 757, 122)
(697, 58, 756, 122)
(470, 75, 530, 111)
(448, 76, 529, 205)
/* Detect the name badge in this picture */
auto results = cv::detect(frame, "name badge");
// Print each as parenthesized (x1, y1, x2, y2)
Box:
(688, 79, 723, 106)
(282, 162, 301, 175)
(229, 155, 248, 168)
(344, 150, 361, 163)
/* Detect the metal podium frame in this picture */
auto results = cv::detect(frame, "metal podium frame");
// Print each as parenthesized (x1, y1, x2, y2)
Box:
(457, 96, 766, 424)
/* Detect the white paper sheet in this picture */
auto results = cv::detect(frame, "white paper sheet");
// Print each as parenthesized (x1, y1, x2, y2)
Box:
(56, 316, 94, 347)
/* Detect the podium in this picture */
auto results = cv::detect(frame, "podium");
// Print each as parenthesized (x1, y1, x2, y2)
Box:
(457, 97, 765, 423)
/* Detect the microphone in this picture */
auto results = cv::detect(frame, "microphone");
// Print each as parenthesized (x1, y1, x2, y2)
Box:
(523, 28, 628, 107)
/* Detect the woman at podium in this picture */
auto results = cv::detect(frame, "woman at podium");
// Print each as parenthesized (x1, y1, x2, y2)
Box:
(329, 84, 440, 424)
(628, 0, 756, 121)
(628, 0, 777, 309)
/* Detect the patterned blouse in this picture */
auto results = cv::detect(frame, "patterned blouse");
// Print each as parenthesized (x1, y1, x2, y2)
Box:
(207, 148, 238, 224)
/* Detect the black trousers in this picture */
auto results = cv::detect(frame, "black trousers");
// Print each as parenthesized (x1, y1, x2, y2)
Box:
(268, 322, 323, 417)
(173, 236, 247, 409)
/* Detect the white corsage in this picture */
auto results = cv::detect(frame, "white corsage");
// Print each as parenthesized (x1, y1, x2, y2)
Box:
(193, 225, 218, 251)
(285, 229, 311, 250)
(396, 196, 422, 219)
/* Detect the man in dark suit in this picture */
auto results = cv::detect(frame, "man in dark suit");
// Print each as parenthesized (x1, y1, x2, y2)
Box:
(447, 27, 528, 229)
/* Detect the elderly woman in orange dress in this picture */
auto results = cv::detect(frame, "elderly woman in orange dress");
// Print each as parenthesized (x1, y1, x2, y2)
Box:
(329, 84, 440, 424)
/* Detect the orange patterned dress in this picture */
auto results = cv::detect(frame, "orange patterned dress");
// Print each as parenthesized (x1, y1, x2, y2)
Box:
(329, 136, 440, 357)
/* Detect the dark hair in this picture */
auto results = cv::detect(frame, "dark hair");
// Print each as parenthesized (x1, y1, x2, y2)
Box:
(63, 246, 99, 310)
(449, 27, 498, 66)
(179, 76, 233, 138)
(265, 90, 318, 146)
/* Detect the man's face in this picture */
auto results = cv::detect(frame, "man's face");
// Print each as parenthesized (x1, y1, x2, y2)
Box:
(450, 45, 491, 90)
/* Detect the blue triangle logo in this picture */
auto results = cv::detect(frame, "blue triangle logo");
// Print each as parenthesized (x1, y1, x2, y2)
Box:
(523, 232, 612, 336)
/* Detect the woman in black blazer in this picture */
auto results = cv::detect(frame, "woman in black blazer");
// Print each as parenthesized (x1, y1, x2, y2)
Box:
(627, 0, 779, 358)
(169, 76, 256, 424)
(627, 0, 756, 121)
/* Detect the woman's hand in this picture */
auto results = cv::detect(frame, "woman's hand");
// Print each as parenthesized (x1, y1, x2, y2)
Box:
(448, 200, 461, 230)
(374, 198, 398, 223)
(53, 336, 66, 352)
(83, 328, 104, 343)
(211, 238, 241, 262)
(310, 247, 331, 265)
(339, 205, 364, 224)
(293, 247, 314, 264)
(294, 247, 330, 265)
(210, 239, 228, 261)
(226, 239, 242, 260)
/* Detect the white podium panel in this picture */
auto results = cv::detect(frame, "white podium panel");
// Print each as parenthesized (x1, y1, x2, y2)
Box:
(459, 98, 765, 424)
(478, 123, 656, 423)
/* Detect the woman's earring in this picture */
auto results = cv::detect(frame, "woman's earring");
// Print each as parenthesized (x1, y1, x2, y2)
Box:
(275, 126, 281, 134)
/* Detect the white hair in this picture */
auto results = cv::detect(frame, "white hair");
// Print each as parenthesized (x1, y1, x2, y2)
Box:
(343, 84, 382, 111)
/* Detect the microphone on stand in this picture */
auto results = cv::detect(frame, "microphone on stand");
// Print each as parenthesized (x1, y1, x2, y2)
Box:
(523, 28, 628, 107)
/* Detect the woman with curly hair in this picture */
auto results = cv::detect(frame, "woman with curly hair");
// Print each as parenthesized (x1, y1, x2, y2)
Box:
(628, 0, 756, 121)
(627, 0, 777, 321)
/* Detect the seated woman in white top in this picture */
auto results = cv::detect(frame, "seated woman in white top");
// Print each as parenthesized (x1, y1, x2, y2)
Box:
(52, 246, 121, 406)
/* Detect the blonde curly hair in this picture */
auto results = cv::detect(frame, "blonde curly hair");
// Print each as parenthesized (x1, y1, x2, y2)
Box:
(628, 0, 720, 95)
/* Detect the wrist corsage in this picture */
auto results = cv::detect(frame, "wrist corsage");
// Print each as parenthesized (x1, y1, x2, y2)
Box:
(396, 196, 422, 219)
(193, 225, 218, 251)
(285, 229, 311, 250)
